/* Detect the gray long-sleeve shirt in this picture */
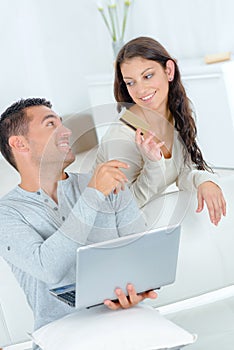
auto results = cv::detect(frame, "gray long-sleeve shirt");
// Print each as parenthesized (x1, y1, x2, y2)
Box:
(0, 172, 146, 339)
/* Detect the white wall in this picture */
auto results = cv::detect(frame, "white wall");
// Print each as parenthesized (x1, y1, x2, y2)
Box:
(130, 0, 234, 59)
(0, 0, 233, 115)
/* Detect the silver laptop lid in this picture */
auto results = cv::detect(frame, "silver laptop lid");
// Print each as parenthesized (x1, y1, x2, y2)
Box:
(75, 224, 181, 309)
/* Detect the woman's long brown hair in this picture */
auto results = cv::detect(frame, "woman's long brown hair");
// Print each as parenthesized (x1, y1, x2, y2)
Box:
(114, 36, 212, 171)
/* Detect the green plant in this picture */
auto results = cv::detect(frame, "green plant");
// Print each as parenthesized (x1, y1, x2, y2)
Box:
(97, 1, 132, 42)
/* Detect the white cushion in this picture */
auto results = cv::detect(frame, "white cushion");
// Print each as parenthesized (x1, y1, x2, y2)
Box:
(31, 304, 196, 350)
(3, 340, 32, 349)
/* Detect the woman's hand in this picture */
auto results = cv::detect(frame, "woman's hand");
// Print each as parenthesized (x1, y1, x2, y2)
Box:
(104, 283, 157, 310)
(197, 181, 226, 225)
(135, 128, 164, 161)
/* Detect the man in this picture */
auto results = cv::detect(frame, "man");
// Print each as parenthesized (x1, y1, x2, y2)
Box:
(0, 98, 156, 347)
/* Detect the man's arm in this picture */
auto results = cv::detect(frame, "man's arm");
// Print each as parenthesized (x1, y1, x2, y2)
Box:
(0, 161, 133, 284)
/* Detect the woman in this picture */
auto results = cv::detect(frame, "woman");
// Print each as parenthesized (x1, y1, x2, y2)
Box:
(95, 36, 226, 226)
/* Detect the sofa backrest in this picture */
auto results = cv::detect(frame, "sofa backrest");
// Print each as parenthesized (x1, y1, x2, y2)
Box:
(143, 174, 234, 307)
(0, 257, 33, 347)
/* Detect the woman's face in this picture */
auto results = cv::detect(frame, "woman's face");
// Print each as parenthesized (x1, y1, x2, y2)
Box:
(120, 57, 174, 115)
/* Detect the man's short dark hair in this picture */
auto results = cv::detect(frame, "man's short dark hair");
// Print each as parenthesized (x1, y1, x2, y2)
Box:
(0, 98, 52, 170)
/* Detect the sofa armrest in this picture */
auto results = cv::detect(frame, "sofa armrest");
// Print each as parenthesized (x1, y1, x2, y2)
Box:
(0, 258, 33, 347)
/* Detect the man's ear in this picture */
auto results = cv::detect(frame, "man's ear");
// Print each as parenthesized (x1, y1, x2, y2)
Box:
(165, 60, 175, 82)
(8, 135, 29, 153)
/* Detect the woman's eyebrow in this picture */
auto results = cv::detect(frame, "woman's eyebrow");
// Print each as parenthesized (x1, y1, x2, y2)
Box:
(123, 67, 153, 80)
(141, 67, 153, 75)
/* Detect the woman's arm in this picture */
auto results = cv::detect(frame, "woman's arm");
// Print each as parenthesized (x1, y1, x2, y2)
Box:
(176, 160, 226, 225)
(95, 123, 166, 207)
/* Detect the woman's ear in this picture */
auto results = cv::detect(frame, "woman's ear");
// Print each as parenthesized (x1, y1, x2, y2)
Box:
(8, 135, 29, 153)
(166, 60, 175, 82)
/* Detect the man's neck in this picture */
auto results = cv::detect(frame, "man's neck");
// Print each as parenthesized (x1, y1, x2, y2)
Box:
(19, 165, 68, 203)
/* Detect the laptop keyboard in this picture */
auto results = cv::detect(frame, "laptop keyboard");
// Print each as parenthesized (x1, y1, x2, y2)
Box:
(60, 290, 76, 306)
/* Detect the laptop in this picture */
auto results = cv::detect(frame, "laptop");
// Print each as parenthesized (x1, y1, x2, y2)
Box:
(49, 224, 181, 310)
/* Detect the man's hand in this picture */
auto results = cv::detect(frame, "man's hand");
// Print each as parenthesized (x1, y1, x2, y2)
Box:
(197, 181, 226, 226)
(135, 128, 164, 161)
(88, 160, 129, 196)
(103, 283, 157, 310)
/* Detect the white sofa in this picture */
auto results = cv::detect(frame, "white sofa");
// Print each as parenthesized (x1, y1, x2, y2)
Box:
(1, 146, 234, 349)
(143, 171, 234, 350)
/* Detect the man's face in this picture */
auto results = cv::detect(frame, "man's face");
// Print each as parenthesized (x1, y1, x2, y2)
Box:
(25, 105, 75, 168)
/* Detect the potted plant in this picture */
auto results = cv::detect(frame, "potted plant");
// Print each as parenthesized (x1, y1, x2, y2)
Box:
(97, 1, 132, 57)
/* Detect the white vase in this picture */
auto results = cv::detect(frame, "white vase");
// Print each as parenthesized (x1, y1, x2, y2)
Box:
(112, 40, 124, 58)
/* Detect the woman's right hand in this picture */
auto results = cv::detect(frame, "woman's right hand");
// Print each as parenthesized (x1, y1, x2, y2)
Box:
(135, 128, 164, 161)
